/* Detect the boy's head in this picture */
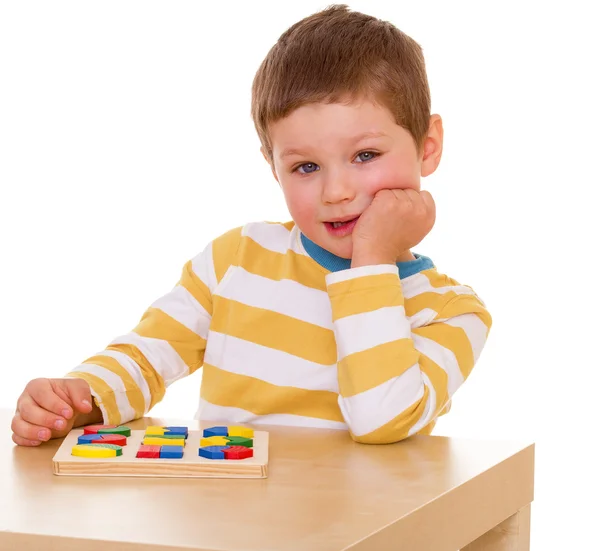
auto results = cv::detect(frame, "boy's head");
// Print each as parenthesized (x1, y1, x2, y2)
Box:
(251, 4, 443, 259)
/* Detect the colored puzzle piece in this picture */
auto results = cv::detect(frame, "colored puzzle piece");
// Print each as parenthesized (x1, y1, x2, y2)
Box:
(143, 437, 186, 446)
(227, 426, 254, 438)
(83, 424, 131, 437)
(225, 436, 253, 448)
(164, 426, 188, 437)
(77, 433, 127, 446)
(136, 445, 161, 458)
(203, 426, 228, 437)
(159, 445, 184, 459)
(198, 445, 228, 459)
(200, 436, 229, 447)
(145, 426, 165, 436)
(72, 443, 123, 458)
(223, 445, 253, 460)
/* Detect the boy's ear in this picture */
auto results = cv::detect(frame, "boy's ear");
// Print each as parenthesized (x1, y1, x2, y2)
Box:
(261, 146, 280, 184)
(420, 114, 444, 177)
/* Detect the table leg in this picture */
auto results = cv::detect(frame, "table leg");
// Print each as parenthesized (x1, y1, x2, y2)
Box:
(461, 504, 531, 551)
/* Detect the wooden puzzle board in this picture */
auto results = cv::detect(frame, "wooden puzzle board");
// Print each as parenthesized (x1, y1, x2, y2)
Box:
(52, 428, 269, 478)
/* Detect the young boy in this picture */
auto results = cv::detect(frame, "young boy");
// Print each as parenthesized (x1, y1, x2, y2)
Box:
(11, 5, 491, 446)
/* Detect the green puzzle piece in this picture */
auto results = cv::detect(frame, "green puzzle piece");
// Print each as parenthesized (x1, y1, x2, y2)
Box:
(98, 426, 131, 437)
(226, 436, 253, 448)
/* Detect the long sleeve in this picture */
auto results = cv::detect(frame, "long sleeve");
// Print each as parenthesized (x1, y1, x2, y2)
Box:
(65, 242, 218, 426)
(326, 264, 492, 444)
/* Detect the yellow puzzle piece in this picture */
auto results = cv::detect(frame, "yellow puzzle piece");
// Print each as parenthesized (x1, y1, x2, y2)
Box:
(71, 444, 119, 458)
(143, 437, 186, 446)
(227, 426, 254, 438)
(200, 436, 229, 447)
(145, 426, 166, 436)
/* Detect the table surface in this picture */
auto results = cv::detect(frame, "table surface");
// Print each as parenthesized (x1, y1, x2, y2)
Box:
(0, 409, 535, 551)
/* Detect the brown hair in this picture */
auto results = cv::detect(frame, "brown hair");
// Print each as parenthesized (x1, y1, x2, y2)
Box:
(251, 4, 431, 160)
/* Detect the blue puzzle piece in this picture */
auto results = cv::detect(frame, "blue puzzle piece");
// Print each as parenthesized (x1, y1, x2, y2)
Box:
(165, 426, 188, 437)
(198, 445, 229, 460)
(159, 445, 184, 459)
(203, 426, 228, 438)
(77, 434, 99, 444)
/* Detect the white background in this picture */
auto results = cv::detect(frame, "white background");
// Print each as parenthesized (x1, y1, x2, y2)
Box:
(1, 1, 598, 548)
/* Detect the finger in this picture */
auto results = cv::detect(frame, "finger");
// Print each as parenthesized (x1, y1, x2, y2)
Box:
(27, 378, 73, 419)
(17, 395, 68, 433)
(62, 379, 93, 414)
(12, 433, 42, 447)
(11, 412, 53, 442)
(420, 190, 436, 216)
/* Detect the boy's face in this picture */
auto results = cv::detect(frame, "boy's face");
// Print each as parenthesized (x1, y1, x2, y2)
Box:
(267, 99, 442, 259)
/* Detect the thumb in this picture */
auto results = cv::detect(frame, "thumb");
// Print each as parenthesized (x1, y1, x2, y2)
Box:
(63, 378, 93, 414)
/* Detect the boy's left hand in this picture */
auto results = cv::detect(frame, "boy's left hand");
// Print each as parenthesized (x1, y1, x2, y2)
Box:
(351, 189, 435, 268)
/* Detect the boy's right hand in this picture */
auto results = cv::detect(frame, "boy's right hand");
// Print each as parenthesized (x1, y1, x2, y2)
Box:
(11, 377, 97, 446)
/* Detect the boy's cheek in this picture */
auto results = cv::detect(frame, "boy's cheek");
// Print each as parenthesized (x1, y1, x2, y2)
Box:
(362, 163, 420, 195)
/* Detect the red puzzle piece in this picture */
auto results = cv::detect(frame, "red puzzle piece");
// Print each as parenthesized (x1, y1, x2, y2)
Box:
(223, 445, 253, 460)
(136, 445, 161, 459)
(95, 434, 127, 446)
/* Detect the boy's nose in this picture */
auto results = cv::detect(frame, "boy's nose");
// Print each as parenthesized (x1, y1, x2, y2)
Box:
(321, 170, 357, 204)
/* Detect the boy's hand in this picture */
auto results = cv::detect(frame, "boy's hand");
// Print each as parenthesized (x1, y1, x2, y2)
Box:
(11, 377, 98, 446)
(351, 189, 435, 267)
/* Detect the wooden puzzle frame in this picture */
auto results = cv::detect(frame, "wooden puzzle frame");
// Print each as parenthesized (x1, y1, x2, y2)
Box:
(52, 428, 269, 478)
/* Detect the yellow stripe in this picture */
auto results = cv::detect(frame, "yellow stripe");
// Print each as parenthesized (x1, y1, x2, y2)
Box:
(82, 355, 146, 418)
(419, 353, 449, 413)
(65, 371, 121, 425)
(180, 261, 212, 316)
(405, 291, 456, 318)
(211, 296, 336, 365)
(133, 307, 206, 372)
(421, 269, 463, 288)
(238, 235, 327, 291)
(413, 322, 475, 379)
(338, 339, 419, 397)
(350, 387, 430, 444)
(105, 344, 165, 409)
(328, 273, 403, 320)
(438, 296, 492, 331)
(211, 226, 243, 283)
(202, 363, 344, 422)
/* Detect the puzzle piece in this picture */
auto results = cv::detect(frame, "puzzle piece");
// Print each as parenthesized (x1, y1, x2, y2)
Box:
(77, 433, 127, 446)
(198, 445, 228, 459)
(144, 426, 166, 436)
(226, 436, 253, 448)
(223, 445, 253, 460)
(83, 424, 131, 437)
(143, 437, 186, 446)
(227, 426, 254, 438)
(201, 436, 229, 447)
(136, 445, 161, 459)
(72, 443, 123, 458)
(164, 426, 188, 437)
(159, 445, 184, 459)
(203, 426, 228, 438)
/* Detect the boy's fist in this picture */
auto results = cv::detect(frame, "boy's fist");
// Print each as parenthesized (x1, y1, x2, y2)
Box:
(351, 189, 435, 267)
(11, 377, 96, 446)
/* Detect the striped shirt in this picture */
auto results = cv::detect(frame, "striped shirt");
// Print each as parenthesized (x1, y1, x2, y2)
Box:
(66, 221, 492, 444)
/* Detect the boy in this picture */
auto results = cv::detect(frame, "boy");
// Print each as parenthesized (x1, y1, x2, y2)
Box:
(11, 5, 491, 446)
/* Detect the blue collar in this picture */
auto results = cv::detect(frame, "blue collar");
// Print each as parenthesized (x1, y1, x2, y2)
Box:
(300, 233, 433, 279)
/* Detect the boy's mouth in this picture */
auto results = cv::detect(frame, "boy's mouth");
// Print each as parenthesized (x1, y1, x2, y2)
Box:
(324, 216, 360, 236)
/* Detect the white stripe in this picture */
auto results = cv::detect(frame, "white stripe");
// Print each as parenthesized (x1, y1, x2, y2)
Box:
(412, 333, 464, 396)
(69, 363, 136, 422)
(325, 263, 398, 285)
(445, 313, 489, 363)
(242, 222, 292, 255)
(91, 349, 152, 413)
(408, 371, 437, 436)
(290, 225, 310, 256)
(204, 331, 338, 392)
(334, 305, 411, 358)
(150, 284, 211, 338)
(191, 240, 217, 292)
(402, 272, 476, 300)
(408, 307, 437, 328)
(338, 364, 425, 436)
(195, 399, 348, 430)
(109, 332, 189, 385)
(215, 266, 333, 329)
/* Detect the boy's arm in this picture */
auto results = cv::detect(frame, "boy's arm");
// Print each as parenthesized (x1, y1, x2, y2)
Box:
(64, 228, 241, 426)
(326, 264, 492, 444)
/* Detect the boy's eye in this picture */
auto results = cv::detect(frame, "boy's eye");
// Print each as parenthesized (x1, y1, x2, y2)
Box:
(295, 162, 319, 174)
(355, 151, 378, 162)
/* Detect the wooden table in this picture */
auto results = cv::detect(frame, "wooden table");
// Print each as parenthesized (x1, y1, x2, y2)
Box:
(0, 409, 534, 550)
